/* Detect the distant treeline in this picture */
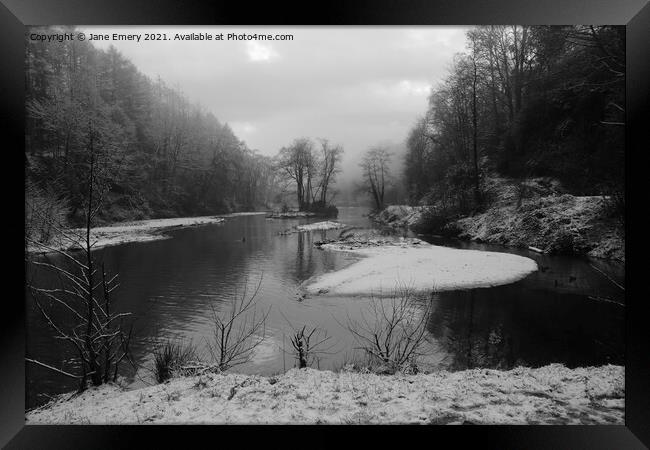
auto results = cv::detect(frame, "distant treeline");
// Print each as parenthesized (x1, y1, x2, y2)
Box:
(26, 26, 279, 227)
(404, 26, 625, 211)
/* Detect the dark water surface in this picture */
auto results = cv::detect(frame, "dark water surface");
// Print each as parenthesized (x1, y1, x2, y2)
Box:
(26, 207, 625, 408)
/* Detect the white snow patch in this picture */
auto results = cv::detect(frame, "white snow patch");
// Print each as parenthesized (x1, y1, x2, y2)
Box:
(221, 212, 268, 217)
(28, 215, 229, 253)
(267, 211, 316, 218)
(296, 221, 346, 232)
(26, 364, 624, 425)
(305, 241, 538, 296)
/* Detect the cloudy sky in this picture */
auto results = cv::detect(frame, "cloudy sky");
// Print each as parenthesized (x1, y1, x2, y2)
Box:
(82, 26, 469, 176)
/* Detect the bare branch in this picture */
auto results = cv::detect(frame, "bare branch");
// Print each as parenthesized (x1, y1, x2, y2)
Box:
(26, 358, 81, 379)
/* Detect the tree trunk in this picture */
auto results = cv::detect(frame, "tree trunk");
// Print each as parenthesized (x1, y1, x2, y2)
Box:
(472, 53, 480, 205)
(84, 130, 100, 386)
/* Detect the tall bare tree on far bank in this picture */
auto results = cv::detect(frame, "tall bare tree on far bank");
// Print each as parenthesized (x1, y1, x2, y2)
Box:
(315, 139, 344, 206)
(276, 137, 343, 210)
(360, 147, 392, 211)
(276, 138, 313, 210)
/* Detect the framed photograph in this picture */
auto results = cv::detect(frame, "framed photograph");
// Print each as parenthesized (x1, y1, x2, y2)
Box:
(2, 0, 647, 447)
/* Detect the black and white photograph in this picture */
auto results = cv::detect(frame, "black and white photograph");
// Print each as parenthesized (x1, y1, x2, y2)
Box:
(22, 24, 627, 425)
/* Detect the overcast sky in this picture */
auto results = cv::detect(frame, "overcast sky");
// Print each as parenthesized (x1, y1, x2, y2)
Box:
(82, 26, 469, 178)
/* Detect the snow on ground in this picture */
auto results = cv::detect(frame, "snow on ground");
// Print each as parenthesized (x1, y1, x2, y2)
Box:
(26, 364, 624, 425)
(221, 212, 268, 217)
(27, 215, 228, 253)
(305, 239, 538, 296)
(371, 178, 624, 262)
(267, 211, 316, 218)
(453, 194, 624, 259)
(373, 205, 426, 228)
(296, 221, 346, 232)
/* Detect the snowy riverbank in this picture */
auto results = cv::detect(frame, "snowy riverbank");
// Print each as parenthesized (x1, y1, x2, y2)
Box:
(304, 237, 537, 296)
(27, 213, 266, 254)
(453, 195, 625, 261)
(371, 179, 625, 262)
(26, 364, 624, 425)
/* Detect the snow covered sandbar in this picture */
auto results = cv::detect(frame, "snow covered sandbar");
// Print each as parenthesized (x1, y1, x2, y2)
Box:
(305, 239, 538, 296)
(296, 221, 346, 232)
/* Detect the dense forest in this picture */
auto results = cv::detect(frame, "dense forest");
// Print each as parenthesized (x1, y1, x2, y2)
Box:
(404, 26, 625, 218)
(25, 26, 280, 233)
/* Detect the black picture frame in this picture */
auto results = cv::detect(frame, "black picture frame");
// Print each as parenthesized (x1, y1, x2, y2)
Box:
(2, 0, 648, 448)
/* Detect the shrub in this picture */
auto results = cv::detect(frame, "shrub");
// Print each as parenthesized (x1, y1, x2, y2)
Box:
(603, 190, 625, 229)
(152, 340, 198, 383)
(205, 277, 270, 372)
(411, 206, 460, 236)
(545, 228, 588, 255)
(345, 286, 432, 372)
(288, 325, 333, 369)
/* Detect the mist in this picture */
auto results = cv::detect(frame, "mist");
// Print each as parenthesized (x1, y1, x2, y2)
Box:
(81, 26, 469, 190)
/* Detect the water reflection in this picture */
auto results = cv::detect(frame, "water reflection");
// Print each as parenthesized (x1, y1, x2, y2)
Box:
(427, 282, 625, 371)
(26, 207, 624, 409)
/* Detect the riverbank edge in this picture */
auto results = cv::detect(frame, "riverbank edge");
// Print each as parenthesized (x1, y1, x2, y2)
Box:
(26, 212, 268, 254)
(25, 364, 624, 425)
(371, 195, 624, 262)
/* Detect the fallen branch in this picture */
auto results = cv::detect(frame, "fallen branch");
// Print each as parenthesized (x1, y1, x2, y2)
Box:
(589, 264, 625, 291)
(588, 296, 625, 307)
(26, 358, 81, 379)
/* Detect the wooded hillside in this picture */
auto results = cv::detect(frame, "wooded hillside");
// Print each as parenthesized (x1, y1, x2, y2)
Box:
(404, 26, 625, 216)
(26, 26, 279, 229)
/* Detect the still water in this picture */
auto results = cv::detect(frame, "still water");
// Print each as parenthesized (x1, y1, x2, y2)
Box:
(26, 207, 625, 408)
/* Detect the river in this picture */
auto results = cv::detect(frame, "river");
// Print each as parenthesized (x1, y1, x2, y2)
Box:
(26, 206, 625, 409)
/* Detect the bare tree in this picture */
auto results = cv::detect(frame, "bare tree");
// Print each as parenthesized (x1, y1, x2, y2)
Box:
(275, 137, 344, 211)
(469, 39, 481, 205)
(404, 117, 434, 202)
(278, 311, 336, 369)
(276, 138, 314, 210)
(205, 277, 270, 372)
(26, 122, 134, 390)
(315, 139, 344, 206)
(345, 287, 432, 372)
(360, 147, 392, 211)
(288, 326, 333, 369)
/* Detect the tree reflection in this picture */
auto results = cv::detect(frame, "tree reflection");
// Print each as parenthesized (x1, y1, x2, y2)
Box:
(426, 283, 624, 371)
